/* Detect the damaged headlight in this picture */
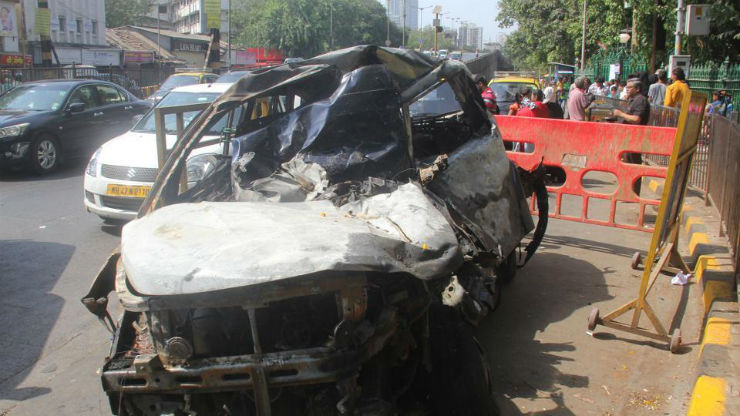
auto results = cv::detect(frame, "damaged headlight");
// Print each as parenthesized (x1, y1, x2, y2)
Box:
(186, 153, 218, 185)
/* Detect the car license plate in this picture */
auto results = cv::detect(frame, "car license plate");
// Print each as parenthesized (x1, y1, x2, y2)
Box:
(106, 184, 151, 198)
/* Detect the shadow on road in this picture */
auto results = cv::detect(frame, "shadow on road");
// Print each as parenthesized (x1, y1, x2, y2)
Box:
(0, 158, 86, 182)
(476, 252, 613, 415)
(0, 240, 73, 401)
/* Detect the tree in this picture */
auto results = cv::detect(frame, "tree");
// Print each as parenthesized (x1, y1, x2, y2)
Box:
(105, 0, 151, 28)
(496, 0, 740, 70)
(231, 0, 403, 58)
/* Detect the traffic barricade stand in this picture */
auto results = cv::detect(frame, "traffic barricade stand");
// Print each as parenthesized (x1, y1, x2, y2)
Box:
(498, 91, 708, 353)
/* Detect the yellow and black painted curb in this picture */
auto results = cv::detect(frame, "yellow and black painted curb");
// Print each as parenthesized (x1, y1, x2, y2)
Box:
(680, 206, 739, 416)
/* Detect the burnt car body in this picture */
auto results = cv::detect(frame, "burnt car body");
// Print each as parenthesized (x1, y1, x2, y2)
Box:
(83, 46, 547, 415)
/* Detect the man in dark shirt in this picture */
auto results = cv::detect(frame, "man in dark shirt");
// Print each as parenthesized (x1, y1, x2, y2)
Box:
(612, 78, 649, 195)
(613, 78, 650, 125)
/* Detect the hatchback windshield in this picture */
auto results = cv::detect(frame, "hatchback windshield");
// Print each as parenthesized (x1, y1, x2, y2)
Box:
(133, 91, 220, 133)
(159, 75, 200, 91)
(0, 84, 72, 111)
(491, 82, 538, 103)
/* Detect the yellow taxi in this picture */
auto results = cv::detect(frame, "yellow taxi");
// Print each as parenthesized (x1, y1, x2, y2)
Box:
(489, 72, 540, 113)
(147, 71, 219, 103)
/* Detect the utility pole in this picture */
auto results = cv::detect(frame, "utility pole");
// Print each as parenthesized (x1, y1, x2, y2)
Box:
(402, 0, 406, 47)
(329, 2, 333, 50)
(580, 0, 587, 71)
(674, 0, 685, 54)
(228, 0, 231, 68)
(157, 1, 161, 58)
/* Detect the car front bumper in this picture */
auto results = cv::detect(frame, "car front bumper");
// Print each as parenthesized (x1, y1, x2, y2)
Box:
(83, 172, 147, 221)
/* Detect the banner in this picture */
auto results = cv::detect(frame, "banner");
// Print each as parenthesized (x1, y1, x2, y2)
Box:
(123, 50, 154, 64)
(205, 0, 220, 29)
(0, 54, 31, 67)
(34, 7, 50, 36)
(0, 2, 17, 37)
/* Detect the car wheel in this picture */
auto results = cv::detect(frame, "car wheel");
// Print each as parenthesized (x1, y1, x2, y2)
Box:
(425, 306, 500, 415)
(30, 134, 61, 174)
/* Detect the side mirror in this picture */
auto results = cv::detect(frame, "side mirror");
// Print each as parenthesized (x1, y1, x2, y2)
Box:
(66, 102, 85, 113)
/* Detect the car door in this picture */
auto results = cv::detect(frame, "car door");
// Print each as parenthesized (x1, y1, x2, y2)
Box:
(95, 83, 135, 140)
(58, 84, 104, 158)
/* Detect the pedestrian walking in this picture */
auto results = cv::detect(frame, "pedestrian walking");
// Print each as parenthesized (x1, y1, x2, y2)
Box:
(648, 69, 667, 105)
(508, 92, 523, 115)
(664, 67, 690, 108)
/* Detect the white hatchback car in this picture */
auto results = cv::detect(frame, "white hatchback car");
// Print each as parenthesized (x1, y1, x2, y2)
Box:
(83, 82, 234, 222)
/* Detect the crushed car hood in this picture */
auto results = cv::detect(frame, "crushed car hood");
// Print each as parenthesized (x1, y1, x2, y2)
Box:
(121, 183, 462, 296)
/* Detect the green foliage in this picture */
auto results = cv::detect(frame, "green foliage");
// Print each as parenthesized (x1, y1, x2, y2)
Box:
(496, 0, 740, 70)
(105, 0, 151, 28)
(231, 0, 403, 58)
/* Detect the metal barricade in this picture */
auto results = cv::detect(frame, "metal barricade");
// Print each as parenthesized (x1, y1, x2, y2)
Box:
(496, 115, 678, 232)
(706, 114, 740, 271)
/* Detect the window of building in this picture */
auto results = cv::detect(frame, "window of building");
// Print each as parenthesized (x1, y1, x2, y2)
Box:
(76, 18, 82, 33)
(58, 16, 66, 32)
(91, 20, 97, 35)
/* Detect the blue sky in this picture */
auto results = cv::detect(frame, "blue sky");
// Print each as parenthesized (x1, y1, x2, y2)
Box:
(381, 0, 513, 43)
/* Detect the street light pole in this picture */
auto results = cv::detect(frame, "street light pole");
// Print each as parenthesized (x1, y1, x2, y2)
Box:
(402, 0, 406, 47)
(228, 0, 231, 67)
(329, 1, 333, 49)
(580, 0, 587, 70)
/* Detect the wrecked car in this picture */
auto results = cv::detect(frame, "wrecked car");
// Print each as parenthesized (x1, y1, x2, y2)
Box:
(83, 45, 547, 415)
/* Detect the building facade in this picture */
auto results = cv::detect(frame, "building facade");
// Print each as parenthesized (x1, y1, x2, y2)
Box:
(21, 0, 122, 65)
(458, 23, 483, 50)
(23, 0, 105, 47)
(169, 0, 230, 36)
(385, 0, 418, 30)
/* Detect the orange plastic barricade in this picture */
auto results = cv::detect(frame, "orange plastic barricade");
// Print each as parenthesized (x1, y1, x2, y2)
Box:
(496, 116, 678, 232)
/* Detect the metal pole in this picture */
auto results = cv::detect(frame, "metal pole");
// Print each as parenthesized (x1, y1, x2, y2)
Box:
(157, 1, 161, 57)
(228, 0, 231, 68)
(580, 0, 587, 71)
(675, 0, 685, 54)
(402, 0, 406, 47)
(386, 14, 390, 46)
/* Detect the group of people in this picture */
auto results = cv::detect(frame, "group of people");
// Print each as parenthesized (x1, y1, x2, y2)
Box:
(473, 66, 696, 126)
(474, 76, 564, 120)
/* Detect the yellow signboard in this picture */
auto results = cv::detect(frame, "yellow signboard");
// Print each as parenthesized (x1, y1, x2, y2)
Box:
(205, 0, 220, 29)
(34, 7, 50, 36)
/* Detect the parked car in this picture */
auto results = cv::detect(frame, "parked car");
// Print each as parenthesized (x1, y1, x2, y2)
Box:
(83, 46, 548, 415)
(0, 80, 149, 174)
(490, 73, 541, 114)
(146, 72, 219, 103)
(83, 82, 234, 222)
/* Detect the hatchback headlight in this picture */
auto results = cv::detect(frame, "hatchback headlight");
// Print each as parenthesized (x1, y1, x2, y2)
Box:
(0, 123, 29, 138)
(86, 148, 101, 177)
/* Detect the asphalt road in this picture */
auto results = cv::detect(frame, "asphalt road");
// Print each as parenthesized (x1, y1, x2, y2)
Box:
(0, 163, 703, 415)
(0, 159, 119, 415)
